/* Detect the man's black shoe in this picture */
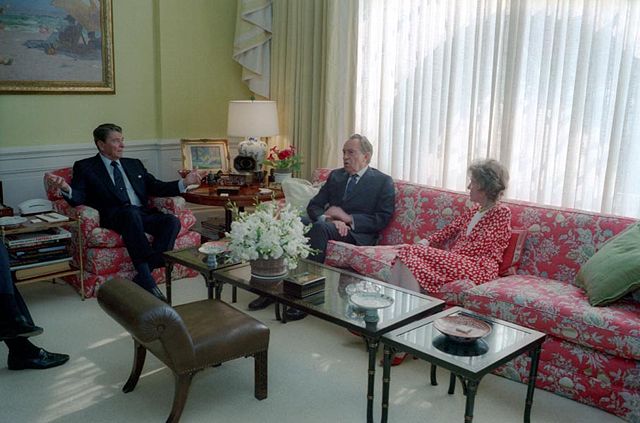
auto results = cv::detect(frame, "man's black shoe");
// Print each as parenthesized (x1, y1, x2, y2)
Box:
(150, 286, 169, 303)
(8, 348, 70, 370)
(248, 296, 274, 310)
(285, 308, 307, 321)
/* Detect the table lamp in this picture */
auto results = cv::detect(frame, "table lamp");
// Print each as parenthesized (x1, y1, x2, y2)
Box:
(227, 100, 279, 173)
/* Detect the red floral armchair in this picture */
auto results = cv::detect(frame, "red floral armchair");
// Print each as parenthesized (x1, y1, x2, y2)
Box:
(44, 167, 200, 298)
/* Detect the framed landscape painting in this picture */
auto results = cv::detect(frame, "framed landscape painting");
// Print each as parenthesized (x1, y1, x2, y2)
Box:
(181, 139, 230, 173)
(0, 0, 115, 94)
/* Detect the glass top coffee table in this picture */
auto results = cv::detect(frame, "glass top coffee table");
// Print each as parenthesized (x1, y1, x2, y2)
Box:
(213, 259, 445, 423)
(163, 246, 240, 305)
(380, 306, 546, 423)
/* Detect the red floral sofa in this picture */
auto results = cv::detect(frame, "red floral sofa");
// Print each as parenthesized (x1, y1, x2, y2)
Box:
(44, 168, 200, 298)
(312, 168, 640, 422)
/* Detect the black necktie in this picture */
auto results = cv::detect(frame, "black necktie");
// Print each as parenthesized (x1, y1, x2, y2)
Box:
(344, 174, 358, 198)
(111, 161, 130, 203)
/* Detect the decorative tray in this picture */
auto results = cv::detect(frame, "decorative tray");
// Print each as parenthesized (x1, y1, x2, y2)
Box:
(0, 216, 27, 228)
(433, 314, 492, 343)
(349, 292, 394, 310)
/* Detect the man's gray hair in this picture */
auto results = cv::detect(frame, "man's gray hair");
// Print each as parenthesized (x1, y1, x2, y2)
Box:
(348, 133, 373, 157)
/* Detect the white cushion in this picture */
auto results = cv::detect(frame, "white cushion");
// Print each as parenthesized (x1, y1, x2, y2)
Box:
(281, 178, 320, 216)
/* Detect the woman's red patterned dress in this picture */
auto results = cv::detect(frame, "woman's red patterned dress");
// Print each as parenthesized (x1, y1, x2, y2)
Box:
(394, 204, 512, 293)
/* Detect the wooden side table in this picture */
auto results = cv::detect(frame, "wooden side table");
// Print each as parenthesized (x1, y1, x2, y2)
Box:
(182, 184, 284, 232)
(1, 217, 85, 299)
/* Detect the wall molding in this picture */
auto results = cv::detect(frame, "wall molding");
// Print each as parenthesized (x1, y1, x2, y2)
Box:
(0, 139, 183, 210)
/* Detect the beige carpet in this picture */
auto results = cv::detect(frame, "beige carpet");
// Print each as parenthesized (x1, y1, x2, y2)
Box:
(0, 276, 624, 423)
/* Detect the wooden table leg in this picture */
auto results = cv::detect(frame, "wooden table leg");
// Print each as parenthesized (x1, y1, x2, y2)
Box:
(430, 363, 438, 386)
(463, 379, 480, 423)
(381, 345, 393, 423)
(165, 262, 174, 305)
(524, 345, 542, 423)
(364, 336, 379, 423)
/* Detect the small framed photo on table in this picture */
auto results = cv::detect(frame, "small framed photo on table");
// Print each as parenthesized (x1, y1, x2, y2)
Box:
(180, 139, 230, 173)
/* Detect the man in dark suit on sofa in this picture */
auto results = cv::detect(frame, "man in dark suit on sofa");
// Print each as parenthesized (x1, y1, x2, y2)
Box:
(47, 123, 201, 301)
(250, 134, 396, 320)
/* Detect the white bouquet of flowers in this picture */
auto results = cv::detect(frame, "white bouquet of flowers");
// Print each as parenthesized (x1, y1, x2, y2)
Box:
(225, 201, 313, 270)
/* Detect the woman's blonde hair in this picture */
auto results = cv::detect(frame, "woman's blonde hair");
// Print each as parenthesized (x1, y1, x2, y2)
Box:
(468, 159, 509, 202)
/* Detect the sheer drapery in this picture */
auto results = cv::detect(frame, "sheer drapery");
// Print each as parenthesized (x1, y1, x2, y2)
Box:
(233, 0, 273, 98)
(270, 0, 358, 177)
(356, 0, 640, 218)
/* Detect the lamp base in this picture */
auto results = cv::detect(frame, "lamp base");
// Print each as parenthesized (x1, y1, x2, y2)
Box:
(238, 137, 267, 172)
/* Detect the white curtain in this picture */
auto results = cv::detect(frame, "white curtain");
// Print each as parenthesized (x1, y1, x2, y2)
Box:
(233, 0, 273, 98)
(271, 0, 359, 177)
(356, 0, 640, 218)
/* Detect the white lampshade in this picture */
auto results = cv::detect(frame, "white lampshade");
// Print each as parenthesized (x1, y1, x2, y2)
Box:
(227, 100, 279, 137)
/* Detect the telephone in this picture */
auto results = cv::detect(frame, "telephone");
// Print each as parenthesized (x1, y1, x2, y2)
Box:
(17, 199, 53, 215)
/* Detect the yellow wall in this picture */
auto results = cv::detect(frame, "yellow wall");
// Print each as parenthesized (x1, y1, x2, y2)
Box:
(0, 0, 250, 147)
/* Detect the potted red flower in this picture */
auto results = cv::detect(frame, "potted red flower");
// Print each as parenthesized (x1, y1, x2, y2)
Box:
(263, 145, 303, 173)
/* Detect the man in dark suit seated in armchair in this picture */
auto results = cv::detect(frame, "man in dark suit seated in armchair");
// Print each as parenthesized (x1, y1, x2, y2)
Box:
(249, 134, 396, 320)
(47, 123, 202, 302)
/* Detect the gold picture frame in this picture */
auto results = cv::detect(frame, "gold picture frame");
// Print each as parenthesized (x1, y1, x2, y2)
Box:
(0, 0, 115, 94)
(180, 138, 230, 173)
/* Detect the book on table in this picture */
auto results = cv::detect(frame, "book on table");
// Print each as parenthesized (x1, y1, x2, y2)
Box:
(13, 258, 73, 280)
(9, 250, 71, 267)
(6, 238, 70, 253)
(7, 238, 71, 267)
(4, 227, 72, 248)
(34, 212, 69, 223)
(9, 242, 69, 258)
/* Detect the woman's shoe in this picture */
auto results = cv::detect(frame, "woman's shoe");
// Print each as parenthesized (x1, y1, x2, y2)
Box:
(391, 352, 409, 366)
(379, 352, 409, 366)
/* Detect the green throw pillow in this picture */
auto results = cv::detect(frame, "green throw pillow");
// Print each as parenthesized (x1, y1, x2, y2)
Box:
(576, 222, 640, 306)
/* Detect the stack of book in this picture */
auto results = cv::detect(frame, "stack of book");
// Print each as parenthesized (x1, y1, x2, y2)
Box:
(5, 227, 73, 280)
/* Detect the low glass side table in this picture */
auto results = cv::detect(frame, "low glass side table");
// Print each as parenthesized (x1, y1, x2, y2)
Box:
(381, 307, 546, 423)
(162, 247, 239, 305)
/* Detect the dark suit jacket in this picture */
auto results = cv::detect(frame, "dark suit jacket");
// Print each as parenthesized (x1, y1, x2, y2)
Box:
(307, 167, 395, 246)
(65, 154, 180, 224)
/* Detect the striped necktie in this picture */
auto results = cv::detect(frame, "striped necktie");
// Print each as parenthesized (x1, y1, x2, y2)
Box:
(111, 161, 130, 204)
(344, 174, 359, 198)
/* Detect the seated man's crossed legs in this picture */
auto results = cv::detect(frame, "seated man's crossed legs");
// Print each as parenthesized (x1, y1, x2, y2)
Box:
(103, 205, 180, 302)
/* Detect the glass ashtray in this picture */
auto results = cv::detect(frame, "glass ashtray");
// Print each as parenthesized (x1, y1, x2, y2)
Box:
(345, 281, 382, 296)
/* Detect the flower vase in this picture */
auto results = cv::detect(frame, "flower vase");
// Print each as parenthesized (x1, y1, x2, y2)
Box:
(250, 256, 288, 279)
(273, 168, 292, 184)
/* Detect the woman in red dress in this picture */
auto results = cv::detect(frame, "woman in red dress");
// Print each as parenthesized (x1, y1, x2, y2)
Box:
(386, 159, 511, 366)
(391, 159, 512, 294)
